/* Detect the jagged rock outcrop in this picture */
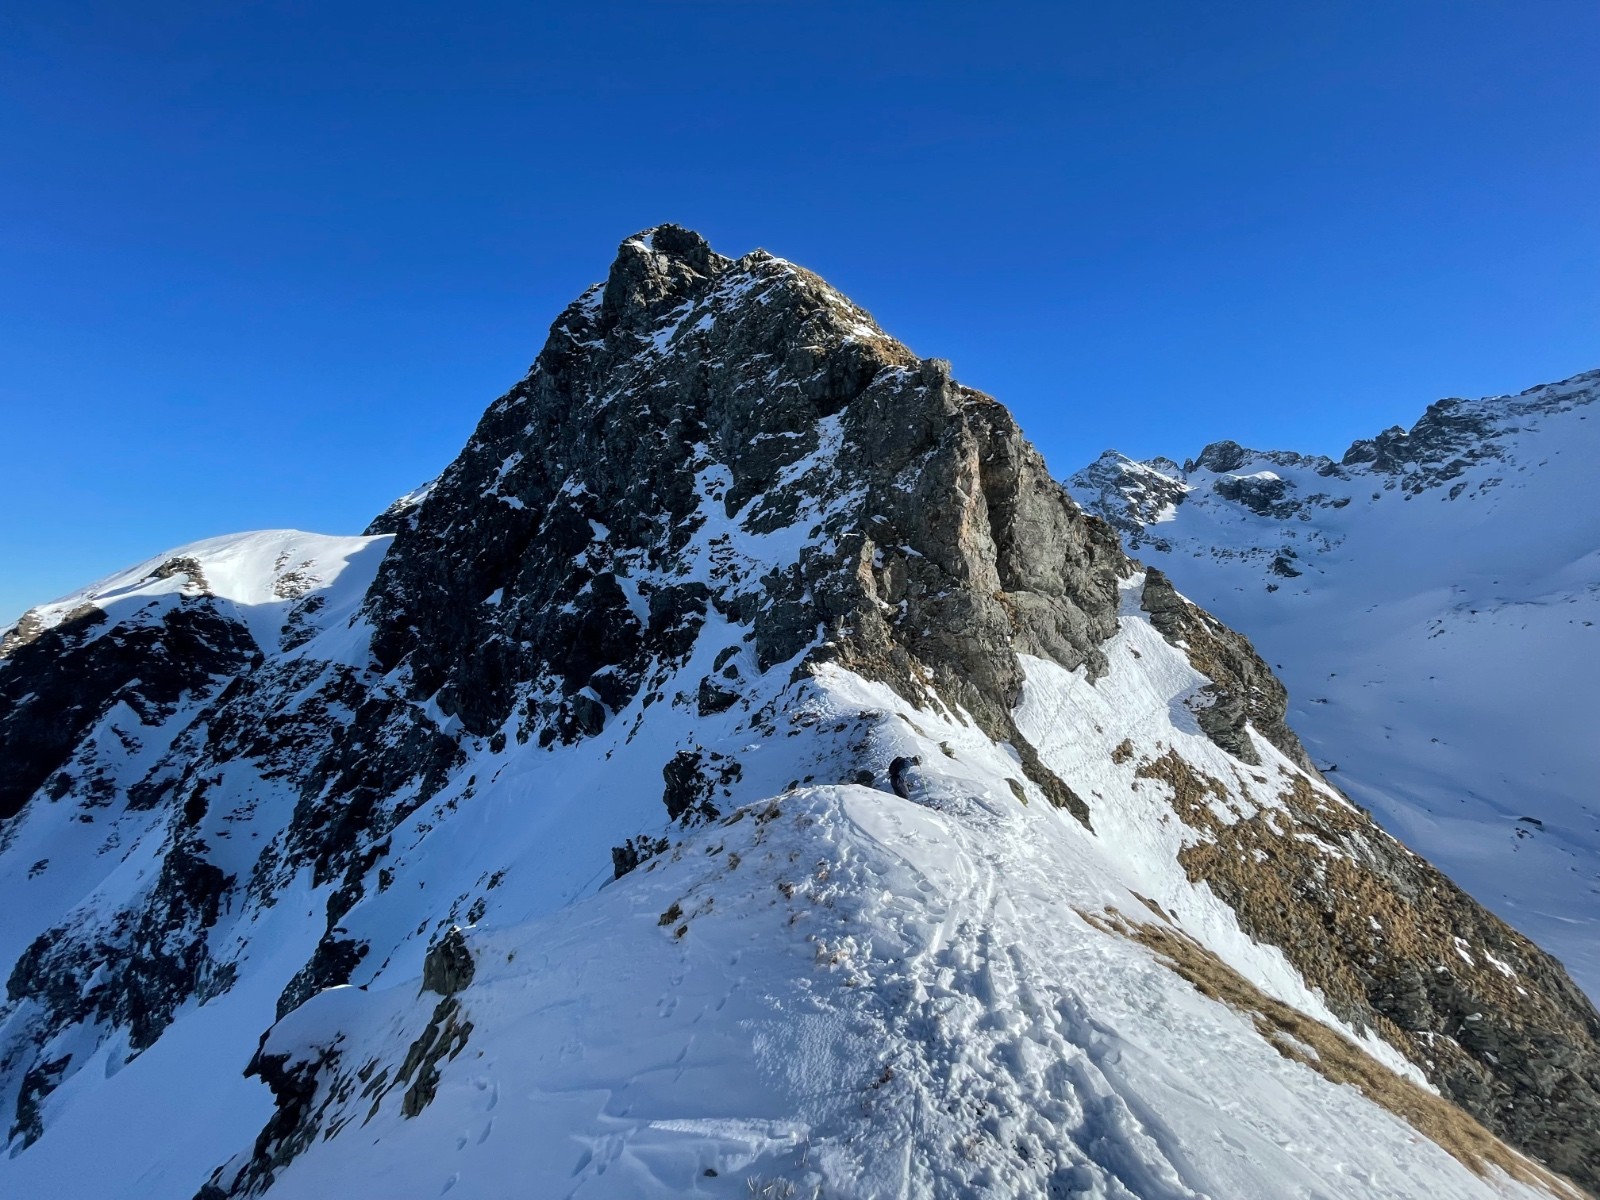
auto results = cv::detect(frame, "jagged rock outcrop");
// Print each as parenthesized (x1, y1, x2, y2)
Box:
(356, 225, 1119, 817)
(1211, 470, 1297, 517)
(420, 927, 474, 997)
(1341, 395, 1511, 491)
(0, 599, 260, 820)
(1139, 567, 1312, 770)
(3, 231, 1599, 1197)
(197, 1041, 336, 1200)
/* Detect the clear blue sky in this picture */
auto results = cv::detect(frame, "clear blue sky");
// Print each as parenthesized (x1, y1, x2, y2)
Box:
(3, 1, 1597, 622)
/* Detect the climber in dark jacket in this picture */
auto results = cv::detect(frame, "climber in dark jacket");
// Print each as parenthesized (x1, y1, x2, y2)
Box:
(888, 755, 922, 800)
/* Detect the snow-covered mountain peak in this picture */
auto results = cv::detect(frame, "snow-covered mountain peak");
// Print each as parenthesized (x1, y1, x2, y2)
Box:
(1338, 368, 1600, 489)
(1, 530, 384, 653)
(4, 235, 1599, 1198)
(1069, 367, 1600, 582)
(1071, 450, 1193, 536)
(0, 530, 387, 825)
(1068, 366, 1600, 1005)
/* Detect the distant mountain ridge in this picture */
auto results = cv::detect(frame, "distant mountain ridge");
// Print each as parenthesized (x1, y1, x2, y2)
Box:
(2, 230, 1597, 1199)
(1068, 368, 1600, 1001)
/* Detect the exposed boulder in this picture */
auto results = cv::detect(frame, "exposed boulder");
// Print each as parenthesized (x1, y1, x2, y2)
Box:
(1212, 471, 1297, 517)
(421, 927, 475, 998)
(1139, 568, 1311, 770)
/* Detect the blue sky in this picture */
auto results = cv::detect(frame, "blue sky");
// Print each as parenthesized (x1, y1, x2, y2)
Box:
(2, 1, 1597, 622)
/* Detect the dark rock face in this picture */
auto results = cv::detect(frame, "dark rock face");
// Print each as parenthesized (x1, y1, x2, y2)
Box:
(660, 747, 741, 823)
(1211, 471, 1296, 518)
(276, 937, 368, 1021)
(5, 228, 1600, 1193)
(1139, 568, 1311, 771)
(1190, 439, 1250, 474)
(150, 555, 211, 589)
(196, 1040, 342, 1200)
(0, 600, 260, 819)
(1340, 399, 1500, 491)
(4, 826, 236, 1146)
(356, 226, 1123, 816)
(420, 927, 474, 997)
(361, 482, 434, 537)
(5, 835, 233, 1044)
(1268, 550, 1302, 578)
(1336, 377, 1600, 495)
(610, 834, 668, 879)
(818, 370, 1126, 767)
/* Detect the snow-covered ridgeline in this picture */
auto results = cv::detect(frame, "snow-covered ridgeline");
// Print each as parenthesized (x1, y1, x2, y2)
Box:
(1, 530, 387, 658)
(1067, 369, 1600, 998)
(11, 561, 1566, 1200)
(2, 228, 1595, 1198)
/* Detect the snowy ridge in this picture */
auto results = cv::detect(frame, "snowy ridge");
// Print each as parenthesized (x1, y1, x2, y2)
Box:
(155, 595, 1568, 1198)
(1, 229, 1595, 1198)
(0, 529, 387, 659)
(1067, 369, 1600, 998)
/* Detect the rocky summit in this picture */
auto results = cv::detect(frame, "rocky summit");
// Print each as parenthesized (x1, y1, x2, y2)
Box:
(2, 228, 1597, 1199)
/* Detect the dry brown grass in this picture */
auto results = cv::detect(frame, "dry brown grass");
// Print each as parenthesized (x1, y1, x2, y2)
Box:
(1081, 907, 1583, 1198)
(1133, 749, 1236, 829)
(1125, 747, 1600, 1193)
(1131, 751, 1555, 1058)
(1173, 766, 1540, 1039)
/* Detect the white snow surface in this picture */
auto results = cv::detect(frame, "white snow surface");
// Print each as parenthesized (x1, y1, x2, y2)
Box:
(0, 258, 1577, 1198)
(214, 771, 1539, 1200)
(0, 528, 389, 660)
(1, 542, 1562, 1197)
(1067, 370, 1600, 998)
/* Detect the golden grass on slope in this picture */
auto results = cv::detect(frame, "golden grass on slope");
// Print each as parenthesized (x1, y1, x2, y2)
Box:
(1079, 906, 1584, 1199)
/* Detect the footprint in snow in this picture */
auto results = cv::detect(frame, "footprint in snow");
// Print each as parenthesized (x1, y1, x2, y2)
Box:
(472, 1076, 499, 1111)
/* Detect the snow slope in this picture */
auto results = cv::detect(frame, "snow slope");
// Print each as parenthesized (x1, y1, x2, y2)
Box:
(2, 229, 1593, 1199)
(0, 530, 388, 967)
(1, 508, 1572, 1199)
(1068, 370, 1600, 998)
(0, 528, 387, 656)
(13, 578, 1555, 1200)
